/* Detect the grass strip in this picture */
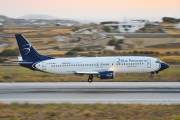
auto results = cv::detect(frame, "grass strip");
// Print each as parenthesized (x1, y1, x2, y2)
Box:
(0, 103, 180, 120)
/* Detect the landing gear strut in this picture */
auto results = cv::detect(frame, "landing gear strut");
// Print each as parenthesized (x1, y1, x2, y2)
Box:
(150, 71, 159, 79)
(88, 75, 93, 83)
(150, 74, 154, 79)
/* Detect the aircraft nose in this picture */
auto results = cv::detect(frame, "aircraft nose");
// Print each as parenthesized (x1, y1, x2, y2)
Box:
(159, 62, 169, 71)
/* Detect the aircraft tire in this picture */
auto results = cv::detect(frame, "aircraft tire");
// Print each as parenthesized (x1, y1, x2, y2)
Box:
(150, 75, 154, 79)
(88, 75, 93, 83)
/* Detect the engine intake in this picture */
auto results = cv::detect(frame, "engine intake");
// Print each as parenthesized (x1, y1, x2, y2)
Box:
(99, 71, 115, 79)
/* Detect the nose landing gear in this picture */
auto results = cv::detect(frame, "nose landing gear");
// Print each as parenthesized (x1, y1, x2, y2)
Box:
(150, 71, 159, 79)
(150, 74, 154, 79)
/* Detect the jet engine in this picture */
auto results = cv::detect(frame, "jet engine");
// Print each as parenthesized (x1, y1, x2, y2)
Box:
(99, 71, 115, 79)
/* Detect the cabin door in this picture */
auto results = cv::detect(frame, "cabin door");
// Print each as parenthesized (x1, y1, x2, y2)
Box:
(147, 59, 151, 68)
(42, 62, 46, 70)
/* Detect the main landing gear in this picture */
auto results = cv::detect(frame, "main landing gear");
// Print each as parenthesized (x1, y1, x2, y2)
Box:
(88, 75, 93, 83)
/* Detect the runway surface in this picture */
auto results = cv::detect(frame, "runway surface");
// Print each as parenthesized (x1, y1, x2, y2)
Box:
(0, 82, 180, 104)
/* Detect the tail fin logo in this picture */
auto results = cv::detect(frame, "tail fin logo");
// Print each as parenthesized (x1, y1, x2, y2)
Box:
(22, 44, 31, 55)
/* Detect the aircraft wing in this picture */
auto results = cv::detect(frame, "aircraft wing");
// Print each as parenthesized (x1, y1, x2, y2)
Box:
(74, 69, 110, 75)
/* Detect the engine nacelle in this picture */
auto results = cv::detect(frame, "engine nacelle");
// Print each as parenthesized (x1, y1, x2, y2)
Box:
(99, 71, 115, 79)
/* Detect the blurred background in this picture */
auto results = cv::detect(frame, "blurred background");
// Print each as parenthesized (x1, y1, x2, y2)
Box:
(0, 0, 180, 82)
(0, 1, 180, 120)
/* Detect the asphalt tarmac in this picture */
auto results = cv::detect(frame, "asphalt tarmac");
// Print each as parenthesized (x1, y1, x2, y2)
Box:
(0, 82, 180, 104)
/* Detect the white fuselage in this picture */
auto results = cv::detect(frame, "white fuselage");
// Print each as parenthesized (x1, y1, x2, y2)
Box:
(35, 56, 160, 75)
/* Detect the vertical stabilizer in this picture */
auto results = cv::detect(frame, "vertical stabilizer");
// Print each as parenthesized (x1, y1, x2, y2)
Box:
(15, 34, 53, 61)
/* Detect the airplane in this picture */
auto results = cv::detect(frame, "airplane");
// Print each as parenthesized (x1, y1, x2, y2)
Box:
(15, 34, 169, 83)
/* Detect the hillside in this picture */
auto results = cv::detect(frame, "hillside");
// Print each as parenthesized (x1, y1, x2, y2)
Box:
(19, 14, 59, 20)
(0, 15, 80, 26)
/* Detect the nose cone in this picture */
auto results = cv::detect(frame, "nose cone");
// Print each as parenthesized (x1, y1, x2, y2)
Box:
(159, 62, 169, 71)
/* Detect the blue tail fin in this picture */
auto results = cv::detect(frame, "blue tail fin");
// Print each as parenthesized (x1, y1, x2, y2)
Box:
(15, 34, 53, 61)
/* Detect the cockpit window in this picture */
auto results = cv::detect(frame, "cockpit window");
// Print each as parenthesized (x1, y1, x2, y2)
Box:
(156, 59, 161, 63)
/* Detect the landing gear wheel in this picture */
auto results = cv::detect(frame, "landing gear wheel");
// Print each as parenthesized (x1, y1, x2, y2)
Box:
(88, 75, 93, 83)
(88, 78, 93, 83)
(150, 75, 154, 79)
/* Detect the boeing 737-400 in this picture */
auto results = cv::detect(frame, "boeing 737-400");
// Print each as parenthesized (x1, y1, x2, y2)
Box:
(15, 34, 169, 82)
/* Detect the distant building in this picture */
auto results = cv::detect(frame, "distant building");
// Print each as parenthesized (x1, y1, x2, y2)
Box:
(104, 20, 146, 33)
(55, 23, 74, 27)
(0, 19, 5, 22)
(101, 21, 119, 25)
(174, 23, 180, 29)
(104, 46, 115, 51)
(0, 43, 8, 48)
(87, 45, 103, 51)
(130, 19, 150, 24)
(0, 23, 3, 27)
(73, 27, 94, 34)
(118, 22, 145, 33)
(55, 36, 68, 43)
(92, 32, 107, 40)
(113, 36, 125, 40)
